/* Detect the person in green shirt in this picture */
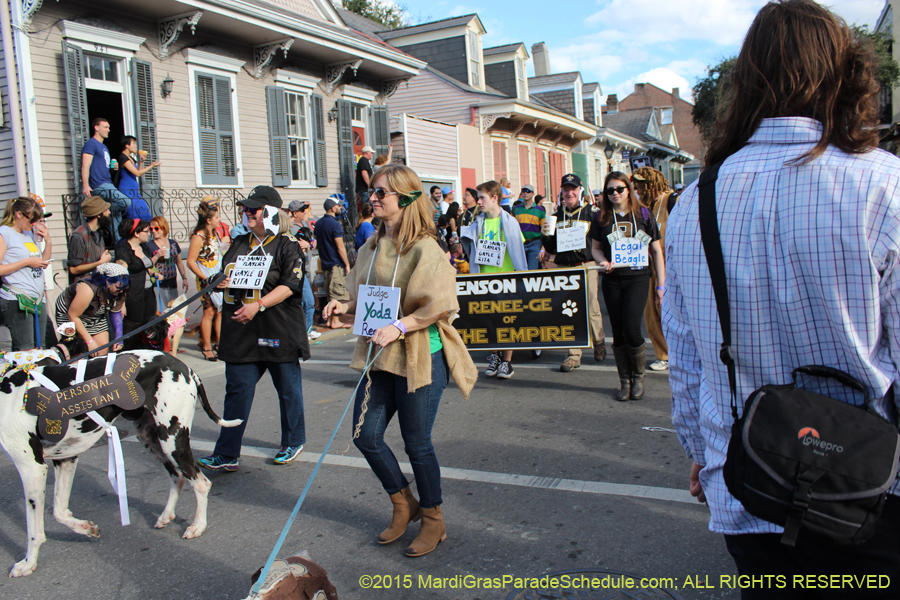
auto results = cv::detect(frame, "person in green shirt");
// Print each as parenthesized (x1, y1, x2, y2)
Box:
(459, 180, 527, 379)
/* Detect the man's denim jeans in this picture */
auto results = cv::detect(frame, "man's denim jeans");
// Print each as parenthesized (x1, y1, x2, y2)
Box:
(524, 238, 542, 271)
(92, 183, 132, 240)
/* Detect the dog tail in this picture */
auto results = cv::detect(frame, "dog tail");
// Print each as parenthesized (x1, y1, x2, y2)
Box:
(193, 371, 242, 428)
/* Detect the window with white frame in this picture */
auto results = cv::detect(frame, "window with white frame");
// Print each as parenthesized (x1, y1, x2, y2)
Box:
(84, 55, 119, 83)
(661, 108, 673, 125)
(285, 91, 312, 185)
(469, 33, 481, 88)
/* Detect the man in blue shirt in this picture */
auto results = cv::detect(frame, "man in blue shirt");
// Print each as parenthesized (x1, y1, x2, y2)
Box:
(313, 196, 351, 329)
(81, 117, 131, 240)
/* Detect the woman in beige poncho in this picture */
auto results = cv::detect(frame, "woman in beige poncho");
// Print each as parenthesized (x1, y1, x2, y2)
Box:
(324, 165, 476, 558)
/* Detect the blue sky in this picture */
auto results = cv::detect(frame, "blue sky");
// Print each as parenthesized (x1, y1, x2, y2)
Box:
(393, 0, 888, 105)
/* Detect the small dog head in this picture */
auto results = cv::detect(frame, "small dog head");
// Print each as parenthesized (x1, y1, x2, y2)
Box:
(247, 553, 338, 600)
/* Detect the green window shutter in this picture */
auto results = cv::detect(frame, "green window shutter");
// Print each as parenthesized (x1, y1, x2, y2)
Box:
(371, 104, 390, 158)
(571, 152, 589, 195)
(196, 73, 237, 185)
(265, 86, 290, 187)
(337, 99, 355, 201)
(131, 59, 161, 212)
(311, 94, 327, 187)
(63, 41, 88, 195)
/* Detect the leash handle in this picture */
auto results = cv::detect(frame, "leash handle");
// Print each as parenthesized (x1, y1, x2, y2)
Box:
(250, 346, 384, 596)
(60, 272, 226, 366)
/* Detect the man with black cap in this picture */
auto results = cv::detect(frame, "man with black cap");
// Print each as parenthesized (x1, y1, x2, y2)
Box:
(288, 200, 320, 340)
(541, 173, 606, 371)
(66, 195, 112, 284)
(314, 195, 351, 329)
(198, 185, 309, 471)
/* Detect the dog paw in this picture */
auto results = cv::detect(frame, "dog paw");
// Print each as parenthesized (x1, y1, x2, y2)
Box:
(182, 522, 206, 539)
(9, 560, 36, 578)
(86, 522, 100, 538)
(155, 513, 175, 529)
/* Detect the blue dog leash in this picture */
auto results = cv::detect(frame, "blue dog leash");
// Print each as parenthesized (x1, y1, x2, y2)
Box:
(249, 344, 384, 598)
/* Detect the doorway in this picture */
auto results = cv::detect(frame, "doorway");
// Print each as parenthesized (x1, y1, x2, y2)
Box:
(86, 89, 126, 160)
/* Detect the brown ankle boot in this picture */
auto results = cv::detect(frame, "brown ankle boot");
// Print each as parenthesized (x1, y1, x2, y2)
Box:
(378, 486, 421, 545)
(405, 505, 447, 557)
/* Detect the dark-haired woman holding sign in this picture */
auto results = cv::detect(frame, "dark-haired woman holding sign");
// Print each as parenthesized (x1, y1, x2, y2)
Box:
(324, 165, 476, 558)
(197, 186, 309, 472)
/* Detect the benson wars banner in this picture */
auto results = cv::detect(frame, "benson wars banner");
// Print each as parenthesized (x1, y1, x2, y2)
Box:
(454, 268, 591, 350)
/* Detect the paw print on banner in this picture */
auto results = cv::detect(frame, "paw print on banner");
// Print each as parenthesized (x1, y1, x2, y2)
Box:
(561, 300, 578, 318)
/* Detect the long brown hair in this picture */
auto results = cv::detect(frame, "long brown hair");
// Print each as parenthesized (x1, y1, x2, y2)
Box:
(371, 165, 436, 254)
(706, 0, 880, 167)
(0, 197, 42, 227)
(632, 167, 669, 211)
(598, 172, 644, 225)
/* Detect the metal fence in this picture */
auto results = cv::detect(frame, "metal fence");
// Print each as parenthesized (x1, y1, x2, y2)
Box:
(62, 189, 246, 245)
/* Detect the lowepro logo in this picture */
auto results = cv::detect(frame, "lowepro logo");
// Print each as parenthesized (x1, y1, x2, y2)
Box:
(798, 427, 844, 454)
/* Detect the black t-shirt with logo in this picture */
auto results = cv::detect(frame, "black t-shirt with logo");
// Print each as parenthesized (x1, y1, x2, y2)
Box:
(218, 233, 310, 363)
(590, 208, 660, 279)
(355, 156, 373, 193)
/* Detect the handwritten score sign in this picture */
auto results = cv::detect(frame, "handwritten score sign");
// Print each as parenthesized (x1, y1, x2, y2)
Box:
(474, 240, 506, 268)
(556, 223, 587, 253)
(353, 285, 401, 337)
(612, 239, 649, 269)
(229, 255, 273, 290)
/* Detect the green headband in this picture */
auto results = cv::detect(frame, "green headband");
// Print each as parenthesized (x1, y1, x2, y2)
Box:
(398, 190, 422, 208)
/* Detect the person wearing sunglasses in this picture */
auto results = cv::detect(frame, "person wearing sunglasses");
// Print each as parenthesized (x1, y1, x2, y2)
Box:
(323, 165, 476, 558)
(541, 173, 607, 372)
(144, 216, 189, 310)
(198, 185, 309, 471)
(590, 171, 664, 401)
(116, 218, 163, 335)
(0, 197, 52, 350)
(187, 198, 224, 361)
(55, 262, 129, 357)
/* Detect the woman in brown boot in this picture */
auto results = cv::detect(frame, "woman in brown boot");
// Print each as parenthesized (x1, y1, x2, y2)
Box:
(323, 165, 477, 557)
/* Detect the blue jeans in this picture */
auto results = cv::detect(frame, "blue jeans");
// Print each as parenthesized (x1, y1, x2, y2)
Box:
(301, 276, 315, 333)
(353, 351, 448, 508)
(214, 360, 306, 459)
(92, 183, 132, 240)
(523, 238, 542, 271)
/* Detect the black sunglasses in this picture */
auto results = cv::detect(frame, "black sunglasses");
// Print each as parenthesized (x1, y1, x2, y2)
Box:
(369, 188, 399, 201)
(243, 205, 261, 215)
(606, 186, 627, 195)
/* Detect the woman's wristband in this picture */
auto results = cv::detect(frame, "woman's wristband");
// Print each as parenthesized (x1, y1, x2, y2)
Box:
(391, 320, 407, 335)
(656, 286, 664, 291)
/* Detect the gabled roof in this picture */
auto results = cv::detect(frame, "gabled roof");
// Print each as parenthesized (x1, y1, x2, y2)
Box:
(336, 8, 384, 37)
(583, 82, 600, 94)
(602, 108, 657, 142)
(378, 14, 483, 40)
(620, 81, 694, 107)
(483, 43, 527, 57)
(528, 72, 580, 86)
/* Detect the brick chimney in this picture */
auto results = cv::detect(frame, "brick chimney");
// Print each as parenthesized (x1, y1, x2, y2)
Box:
(672, 87, 680, 100)
(532, 42, 551, 77)
(606, 93, 618, 114)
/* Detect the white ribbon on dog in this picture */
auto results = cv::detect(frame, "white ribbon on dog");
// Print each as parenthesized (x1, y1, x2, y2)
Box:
(28, 354, 130, 526)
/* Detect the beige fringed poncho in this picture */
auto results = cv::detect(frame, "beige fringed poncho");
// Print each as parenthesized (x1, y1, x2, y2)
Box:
(347, 235, 477, 399)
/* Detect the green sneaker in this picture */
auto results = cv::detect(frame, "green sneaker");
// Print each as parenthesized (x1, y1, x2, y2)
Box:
(197, 454, 239, 472)
(274, 445, 304, 465)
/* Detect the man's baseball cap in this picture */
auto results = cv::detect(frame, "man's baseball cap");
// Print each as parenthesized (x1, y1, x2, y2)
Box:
(561, 173, 582, 188)
(30, 193, 52, 218)
(287, 200, 310, 213)
(441, 186, 452, 195)
(592, 189, 601, 196)
(521, 184, 535, 193)
(362, 146, 375, 154)
(324, 197, 340, 212)
(81, 195, 110, 218)
(240, 185, 283, 209)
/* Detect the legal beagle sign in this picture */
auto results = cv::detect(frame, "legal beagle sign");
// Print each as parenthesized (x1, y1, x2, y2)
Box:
(25, 355, 145, 443)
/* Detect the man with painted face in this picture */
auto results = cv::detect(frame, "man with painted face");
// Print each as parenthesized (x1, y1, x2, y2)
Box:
(197, 185, 309, 471)
(541, 173, 606, 371)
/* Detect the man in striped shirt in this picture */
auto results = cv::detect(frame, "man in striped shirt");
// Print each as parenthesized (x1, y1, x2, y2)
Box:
(511, 184, 544, 270)
(664, 1, 900, 595)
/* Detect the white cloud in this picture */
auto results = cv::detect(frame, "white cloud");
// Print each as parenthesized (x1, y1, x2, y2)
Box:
(605, 65, 696, 105)
(826, 0, 886, 26)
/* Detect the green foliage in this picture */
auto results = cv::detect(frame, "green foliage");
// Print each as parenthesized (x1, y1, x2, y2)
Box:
(691, 56, 735, 144)
(342, 0, 409, 30)
(691, 28, 900, 142)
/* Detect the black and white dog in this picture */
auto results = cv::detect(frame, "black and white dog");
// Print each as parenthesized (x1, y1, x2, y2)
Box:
(0, 350, 239, 577)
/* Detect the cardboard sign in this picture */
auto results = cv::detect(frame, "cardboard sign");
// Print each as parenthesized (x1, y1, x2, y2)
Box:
(229, 254, 274, 289)
(556, 222, 587, 253)
(454, 268, 591, 350)
(474, 239, 506, 267)
(612, 238, 649, 269)
(353, 285, 401, 337)
(26, 355, 145, 443)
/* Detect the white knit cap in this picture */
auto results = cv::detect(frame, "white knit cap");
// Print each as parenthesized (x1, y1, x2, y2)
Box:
(97, 262, 128, 278)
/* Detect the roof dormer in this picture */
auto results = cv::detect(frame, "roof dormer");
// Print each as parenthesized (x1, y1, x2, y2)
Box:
(582, 83, 602, 126)
(379, 14, 486, 90)
(483, 43, 530, 100)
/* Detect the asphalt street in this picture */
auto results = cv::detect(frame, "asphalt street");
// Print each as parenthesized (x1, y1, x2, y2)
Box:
(0, 326, 740, 600)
